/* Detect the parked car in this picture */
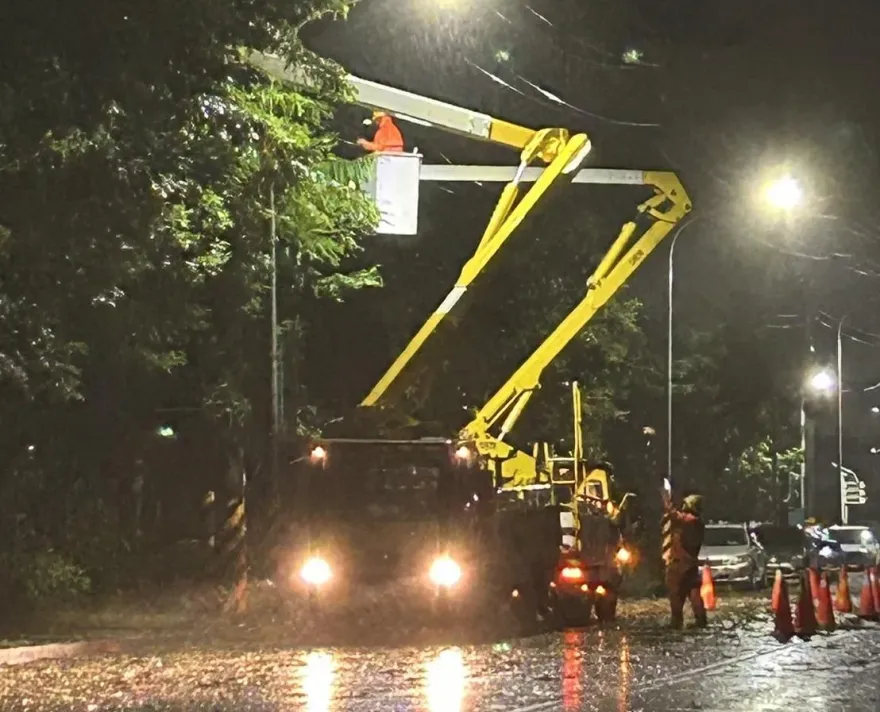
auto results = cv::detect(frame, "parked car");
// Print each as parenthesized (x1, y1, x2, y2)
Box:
(699, 522, 767, 588)
(754, 524, 845, 582)
(803, 525, 845, 575)
(754, 525, 805, 581)
(828, 525, 880, 570)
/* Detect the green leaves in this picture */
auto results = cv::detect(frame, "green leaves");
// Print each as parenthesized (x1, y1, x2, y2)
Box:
(0, 0, 382, 578)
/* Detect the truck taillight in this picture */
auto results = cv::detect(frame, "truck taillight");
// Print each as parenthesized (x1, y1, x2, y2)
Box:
(560, 565, 585, 582)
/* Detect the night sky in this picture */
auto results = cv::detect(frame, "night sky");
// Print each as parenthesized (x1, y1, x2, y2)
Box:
(304, 1, 880, 450)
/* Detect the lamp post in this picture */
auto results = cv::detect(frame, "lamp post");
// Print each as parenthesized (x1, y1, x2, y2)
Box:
(762, 173, 808, 515)
(666, 218, 698, 486)
(836, 316, 846, 485)
(802, 368, 835, 517)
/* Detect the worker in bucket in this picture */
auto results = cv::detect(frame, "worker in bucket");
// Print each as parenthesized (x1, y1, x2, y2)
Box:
(662, 490, 708, 629)
(357, 111, 404, 153)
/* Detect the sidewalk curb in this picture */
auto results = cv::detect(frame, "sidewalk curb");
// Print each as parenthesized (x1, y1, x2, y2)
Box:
(0, 639, 122, 667)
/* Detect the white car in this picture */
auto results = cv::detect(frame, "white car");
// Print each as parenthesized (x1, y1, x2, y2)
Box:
(699, 522, 767, 588)
(828, 525, 880, 570)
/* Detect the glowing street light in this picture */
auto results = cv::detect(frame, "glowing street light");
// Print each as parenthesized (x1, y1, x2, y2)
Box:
(764, 175, 803, 210)
(808, 368, 835, 393)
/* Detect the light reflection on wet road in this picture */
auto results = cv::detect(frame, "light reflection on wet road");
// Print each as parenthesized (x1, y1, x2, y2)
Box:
(2, 585, 880, 710)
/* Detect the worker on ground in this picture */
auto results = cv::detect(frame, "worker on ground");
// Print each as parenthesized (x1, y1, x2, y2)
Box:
(357, 111, 404, 153)
(803, 517, 839, 569)
(662, 490, 707, 629)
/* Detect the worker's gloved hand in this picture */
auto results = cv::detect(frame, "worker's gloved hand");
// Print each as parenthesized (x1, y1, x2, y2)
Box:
(356, 138, 370, 148)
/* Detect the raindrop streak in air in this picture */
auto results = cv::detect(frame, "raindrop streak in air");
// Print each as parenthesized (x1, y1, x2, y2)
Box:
(302, 651, 335, 712)
(426, 648, 467, 712)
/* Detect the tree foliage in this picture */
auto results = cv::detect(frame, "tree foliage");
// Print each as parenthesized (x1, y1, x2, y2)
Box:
(709, 438, 803, 524)
(0, 0, 379, 599)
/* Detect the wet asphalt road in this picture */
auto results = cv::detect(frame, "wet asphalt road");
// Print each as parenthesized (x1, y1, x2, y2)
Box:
(2, 583, 880, 711)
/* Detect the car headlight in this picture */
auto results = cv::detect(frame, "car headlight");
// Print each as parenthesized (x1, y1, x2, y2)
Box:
(301, 556, 332, 586)
(429, 555, 462, 587)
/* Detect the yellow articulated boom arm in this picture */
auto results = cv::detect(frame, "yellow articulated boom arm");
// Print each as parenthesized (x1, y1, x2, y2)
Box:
(246, 51, 592, 410)
(459, 171, 692, 490)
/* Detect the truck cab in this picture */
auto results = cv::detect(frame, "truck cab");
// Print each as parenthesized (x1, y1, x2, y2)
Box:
(279, 438, 562, 623)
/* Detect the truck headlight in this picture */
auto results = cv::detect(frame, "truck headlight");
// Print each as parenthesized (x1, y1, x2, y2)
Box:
(429, 556, 462, 587)
(301, 556, 332, 586)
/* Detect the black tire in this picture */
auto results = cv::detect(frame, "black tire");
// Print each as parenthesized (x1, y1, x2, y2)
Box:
(554, 597, 592, 629)
(594, 592, 618, 623)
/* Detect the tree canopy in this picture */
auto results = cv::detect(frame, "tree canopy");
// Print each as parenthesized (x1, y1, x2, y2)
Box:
(0, 0, 380, 598)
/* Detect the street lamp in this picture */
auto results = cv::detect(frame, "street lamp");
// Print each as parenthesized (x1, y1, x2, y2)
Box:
(809, 368, 835, 393)
(764, 175, 803, 211)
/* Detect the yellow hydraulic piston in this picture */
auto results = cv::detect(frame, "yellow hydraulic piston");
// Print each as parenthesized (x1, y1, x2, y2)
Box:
(459, 171, 692, 489)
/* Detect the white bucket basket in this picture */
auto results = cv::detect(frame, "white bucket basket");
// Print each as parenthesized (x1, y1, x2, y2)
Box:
(362, 152, 422, 236)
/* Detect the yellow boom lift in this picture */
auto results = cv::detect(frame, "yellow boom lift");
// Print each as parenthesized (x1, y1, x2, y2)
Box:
(251, 50, 691, 568)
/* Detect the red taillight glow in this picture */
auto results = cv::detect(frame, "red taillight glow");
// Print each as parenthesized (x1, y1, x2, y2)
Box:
(560, 565, 585, 582)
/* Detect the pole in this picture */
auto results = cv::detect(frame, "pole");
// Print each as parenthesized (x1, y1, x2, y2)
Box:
(799, 397, 806, 513)
(800, 310, 812, 520)
(666, 219, 696, 485)
(269, 182, 280, 495)
(837, 316, 846, 523)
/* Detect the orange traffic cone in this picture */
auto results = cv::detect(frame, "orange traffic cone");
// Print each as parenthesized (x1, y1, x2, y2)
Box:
(816, 572, 836, 631)
(808, 568, 821, 611)
(857, 569, 877, 621)
(794, 569, 818, 639)
(771, 571, 795, 643)
(771, 569, 785, 613)
(834, 567, 852, 613)
(872, 567, 880, 612)
(700, 565, 717, 611)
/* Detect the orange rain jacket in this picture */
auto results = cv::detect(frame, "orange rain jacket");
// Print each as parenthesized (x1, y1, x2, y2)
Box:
(360, 114, 404, 152)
